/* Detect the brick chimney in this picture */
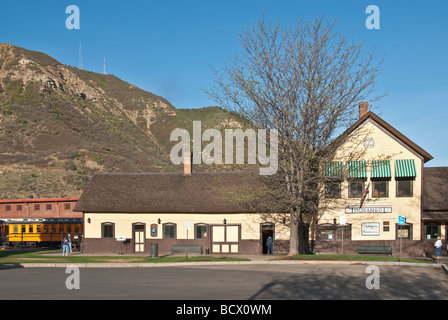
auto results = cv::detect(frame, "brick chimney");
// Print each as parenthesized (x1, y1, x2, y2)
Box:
(359, 102, 369, 118)
(183, 151, 192, 175)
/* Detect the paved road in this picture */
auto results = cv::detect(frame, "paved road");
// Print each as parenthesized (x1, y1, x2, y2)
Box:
(0, 264, 447, 300)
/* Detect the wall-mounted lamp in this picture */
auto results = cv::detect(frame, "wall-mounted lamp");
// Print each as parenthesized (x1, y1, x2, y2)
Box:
(158, 218, 161, 225)
(223, 218, 227, 225)
(87, 218, 91, 224)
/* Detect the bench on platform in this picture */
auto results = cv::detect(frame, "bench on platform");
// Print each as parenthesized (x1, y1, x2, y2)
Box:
(170, 245, 203, 255)
(357, 245, 393, 255)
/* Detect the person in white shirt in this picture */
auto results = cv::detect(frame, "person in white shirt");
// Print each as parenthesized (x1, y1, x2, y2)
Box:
(434, 237, 443, 262)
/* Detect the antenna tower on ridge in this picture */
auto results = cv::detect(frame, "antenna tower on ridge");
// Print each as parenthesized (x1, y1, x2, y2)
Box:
(79, 41, 83, 70)
(103, 53, 107, 75)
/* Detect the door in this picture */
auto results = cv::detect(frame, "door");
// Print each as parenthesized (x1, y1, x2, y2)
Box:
(261, 224, 274, 254)
(133, 224, 145, 253)
(211, 225, 240, 253)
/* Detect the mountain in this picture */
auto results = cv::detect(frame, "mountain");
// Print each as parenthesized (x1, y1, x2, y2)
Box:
(0, 44, 246, 199)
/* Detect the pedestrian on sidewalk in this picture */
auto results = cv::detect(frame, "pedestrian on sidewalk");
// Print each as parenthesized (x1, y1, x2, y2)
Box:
(62, 236, 70, 256)
(68, 233, 72, 253)
(434, 237, 442, 262)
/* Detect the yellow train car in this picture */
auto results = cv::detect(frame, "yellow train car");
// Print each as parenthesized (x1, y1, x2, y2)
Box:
(2, 218, 83, 248)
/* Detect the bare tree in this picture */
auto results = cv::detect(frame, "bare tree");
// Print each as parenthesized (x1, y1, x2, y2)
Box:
(206, 15, 384, 256)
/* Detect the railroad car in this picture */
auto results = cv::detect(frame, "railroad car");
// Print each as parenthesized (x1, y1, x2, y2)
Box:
(0, 218, 82, 248)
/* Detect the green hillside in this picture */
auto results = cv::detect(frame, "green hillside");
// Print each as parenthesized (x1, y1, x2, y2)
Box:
(0, 44, 245, 199)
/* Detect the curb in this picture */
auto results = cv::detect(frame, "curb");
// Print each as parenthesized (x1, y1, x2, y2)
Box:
(1, 260, 446, 269)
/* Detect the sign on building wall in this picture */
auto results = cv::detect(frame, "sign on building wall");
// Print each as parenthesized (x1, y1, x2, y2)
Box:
(346, 207, 392, 214)
(361, 223, 380, 236)
(150, 224, 158, 237)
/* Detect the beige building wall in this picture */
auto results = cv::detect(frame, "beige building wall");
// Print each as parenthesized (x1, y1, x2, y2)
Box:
(84, 212, 291, 241)
(318, 118, 423, 241)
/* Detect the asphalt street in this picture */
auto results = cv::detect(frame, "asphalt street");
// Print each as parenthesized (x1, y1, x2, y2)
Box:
(0, 264, 447, 300)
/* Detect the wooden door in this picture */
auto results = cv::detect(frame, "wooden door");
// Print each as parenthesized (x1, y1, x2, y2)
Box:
(133, 224, 145, 253)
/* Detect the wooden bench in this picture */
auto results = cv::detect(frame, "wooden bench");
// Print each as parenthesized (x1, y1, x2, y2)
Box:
(170, 245, 203, 255)
(357, 246, 392, 255)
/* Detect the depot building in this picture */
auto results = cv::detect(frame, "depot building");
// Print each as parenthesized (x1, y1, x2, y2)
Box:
(74, 169, 291, 255)
(74, 103, 446, 257)
(313, 103, 441, 257)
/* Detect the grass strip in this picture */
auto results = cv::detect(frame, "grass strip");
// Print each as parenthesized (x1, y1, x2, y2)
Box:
(0, 249, 249, 264)
(0, 250, 434, 264)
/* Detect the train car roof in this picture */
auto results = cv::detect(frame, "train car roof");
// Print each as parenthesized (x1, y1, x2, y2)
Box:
(1, 218, 82, 224)
(0, 197, 79, 204)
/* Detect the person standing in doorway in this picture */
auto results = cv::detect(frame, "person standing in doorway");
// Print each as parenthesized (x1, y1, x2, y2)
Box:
(266, 236, 273, 255)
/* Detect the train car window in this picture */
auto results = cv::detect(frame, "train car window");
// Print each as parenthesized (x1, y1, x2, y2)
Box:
(44, 225, 48, 233)
(51, 224, 56, 233)
(46, 204, 52, 210)
(37, 225, 41, 233)
(21, 225, 26, 233)
(13, 225, 18, 233)
(29, 225, 34, 233)
(34, 204, 40, 210)
(65, 204, 71, 210)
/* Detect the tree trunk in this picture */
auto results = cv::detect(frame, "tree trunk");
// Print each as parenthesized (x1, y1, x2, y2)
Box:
(288, 208, 301, 256)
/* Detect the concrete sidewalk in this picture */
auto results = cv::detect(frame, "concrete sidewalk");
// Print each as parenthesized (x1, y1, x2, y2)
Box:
(1, 252, 447, 272)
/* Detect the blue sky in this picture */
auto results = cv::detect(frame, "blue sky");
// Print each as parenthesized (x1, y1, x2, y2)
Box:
(0, 0, 447, 166)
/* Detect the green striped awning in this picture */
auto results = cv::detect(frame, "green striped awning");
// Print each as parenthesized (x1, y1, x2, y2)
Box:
(395, 159, 417, 177)
(371, 160, 391, 178)
(324, 161, 343, 178)
(347, 161, 367, 179)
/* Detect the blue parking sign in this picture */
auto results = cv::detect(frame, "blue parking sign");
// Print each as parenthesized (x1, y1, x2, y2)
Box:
(398, 216, 406, 225)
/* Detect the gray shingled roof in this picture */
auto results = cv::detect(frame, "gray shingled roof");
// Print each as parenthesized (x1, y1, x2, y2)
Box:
(422, 167, 448, 220)
(74, 171, 268, 213)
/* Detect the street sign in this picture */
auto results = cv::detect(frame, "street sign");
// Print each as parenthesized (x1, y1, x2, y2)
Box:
(339, 216, 347, 255)
(185, 221, 191, 230)
(398, 216, 406, 258)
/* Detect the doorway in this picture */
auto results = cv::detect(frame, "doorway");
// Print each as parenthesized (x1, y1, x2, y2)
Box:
(261, 223, 274, 254)
(133, 224, 145, 253)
